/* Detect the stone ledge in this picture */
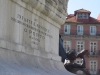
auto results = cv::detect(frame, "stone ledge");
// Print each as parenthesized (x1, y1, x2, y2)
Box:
(0, 48, 75, 75)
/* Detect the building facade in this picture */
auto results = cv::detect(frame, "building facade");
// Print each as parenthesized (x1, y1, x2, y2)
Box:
(60, 9, 100, 75)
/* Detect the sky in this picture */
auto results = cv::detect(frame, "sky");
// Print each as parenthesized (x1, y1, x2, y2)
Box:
(68, 0, 100, 18)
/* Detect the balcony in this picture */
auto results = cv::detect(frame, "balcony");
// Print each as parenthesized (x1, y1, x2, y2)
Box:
(87, 69, 99, 75)
(85, 50, 100, 57)
(60, 30, 100, 37)
(89, 52, 99, 56)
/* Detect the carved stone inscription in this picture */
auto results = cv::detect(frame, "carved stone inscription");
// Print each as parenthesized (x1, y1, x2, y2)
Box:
(11, 14, 53, 47)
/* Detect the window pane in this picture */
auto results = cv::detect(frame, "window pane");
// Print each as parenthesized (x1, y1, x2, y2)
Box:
(78, 13, 82, 18)
(91, 43, 93, 45)
(65, 26, 67, 32)
(81, 42, 83, 44)
(77, 25, 83, 35)
(64, 25, 70, 34)
(90, 42, 97, 54)
(90, 26, 96, 35)
(94, 43, 96, 45)
(63, 41, 71, 53)
(90, 61, 97, 74)
(64, 41, 66, 44)
(77, 41, 84, 53)
(83, 13, 88, 19)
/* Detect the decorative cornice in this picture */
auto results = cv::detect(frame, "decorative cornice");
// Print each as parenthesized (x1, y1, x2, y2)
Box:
(21, 0, 68, 25)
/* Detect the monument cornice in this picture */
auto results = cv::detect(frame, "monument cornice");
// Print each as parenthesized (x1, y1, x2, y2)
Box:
(21, 0, 68, 25)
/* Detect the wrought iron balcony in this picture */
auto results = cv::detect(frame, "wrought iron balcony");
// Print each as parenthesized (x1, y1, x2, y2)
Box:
(60, 30, 100, 36)
(72, 50, 100, 56)
(85, 50, 100, 57)
(89, 52, 98, 56)
(64, 49, 100, 57)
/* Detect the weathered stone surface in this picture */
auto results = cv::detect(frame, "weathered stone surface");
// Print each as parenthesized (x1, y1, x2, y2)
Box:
(0, 48, 75, 75)
(0, 0, 75, 75)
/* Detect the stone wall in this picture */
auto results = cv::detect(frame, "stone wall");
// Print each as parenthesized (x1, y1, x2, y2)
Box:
(0, 0, 75, 75)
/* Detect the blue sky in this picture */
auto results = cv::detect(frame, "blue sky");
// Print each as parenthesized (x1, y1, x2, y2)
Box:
(68, 0, 100, 18)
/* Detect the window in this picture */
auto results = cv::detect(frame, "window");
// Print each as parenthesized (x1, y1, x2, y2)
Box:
(90, 61, 98, 74)
(77, 13, 88, 19)
(77, 25, 83, 35)
(78, 13, 82, 19)
(76, 41, 84, 53)
(90, 42, 97, 55)
(63, 41, 71, 53)
(90, 26, 96, 35)
(83, 13, 88, 19)
(64, 25, 70, 34)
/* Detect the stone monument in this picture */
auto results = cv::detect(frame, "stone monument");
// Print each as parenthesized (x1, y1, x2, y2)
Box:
(0, 0, 75, 75)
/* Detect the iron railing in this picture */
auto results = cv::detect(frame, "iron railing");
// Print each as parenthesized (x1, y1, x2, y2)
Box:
(70, 49, 100, 56)
(60, 30, 100, 36)
(85, 50, 100, 56)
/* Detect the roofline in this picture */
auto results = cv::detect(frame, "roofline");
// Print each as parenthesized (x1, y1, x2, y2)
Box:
(74, 11, 91, 16)
(65, 22, 100, 25)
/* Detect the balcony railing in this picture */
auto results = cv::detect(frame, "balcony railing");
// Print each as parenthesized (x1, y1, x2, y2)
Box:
(87, 69, 99, 75)
(70, 49, 100, 56)
(89, 69, 100, 75)
(65, 49, 100, 57)
(60, 30, 100, 36)
(89, 52, 99, 56)
(85, 50, 100, 56)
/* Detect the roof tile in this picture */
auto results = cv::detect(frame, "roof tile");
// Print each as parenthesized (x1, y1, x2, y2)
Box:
(75, 8, 91, 13)
(66, 16, 100, 24)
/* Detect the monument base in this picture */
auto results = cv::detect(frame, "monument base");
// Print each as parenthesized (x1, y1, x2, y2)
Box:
(0, 0, 75, 75)
(0, 48, 75, 75)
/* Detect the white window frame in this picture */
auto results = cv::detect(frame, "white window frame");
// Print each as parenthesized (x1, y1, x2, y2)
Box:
(90, 26, 96, 35)
(89, 60, 98, 75)
(83, 13, 88, 19)
(78, 13, 82, 19)
(63, 41, 71, 53)
(77, 25, 83, 35)
(77, 13, 88, 19)
(76, 41, 84, 54)
(64, 25, 70, 34)
(90, 42, 97, 55)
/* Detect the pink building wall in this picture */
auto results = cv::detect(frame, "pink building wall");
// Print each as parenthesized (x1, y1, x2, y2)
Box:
(60, 9, 100, 75)
(85, 56, 89, 69)
(84, 25, 90, 35)
(72, 39, 76, 49)
(97, 25, 100, 33)
(60, 24, 100, 72)
(85, 40, 89, 50)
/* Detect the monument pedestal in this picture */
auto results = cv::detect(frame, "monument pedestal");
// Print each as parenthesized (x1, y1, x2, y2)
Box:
(0, 48, 75, 75)
(0, 0, 75, 75)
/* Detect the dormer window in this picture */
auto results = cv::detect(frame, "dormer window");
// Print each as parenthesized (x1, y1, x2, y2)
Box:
(83, 13, 88, 19)
(78, 13, 82, 19)
(77, 13, 88, 19)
